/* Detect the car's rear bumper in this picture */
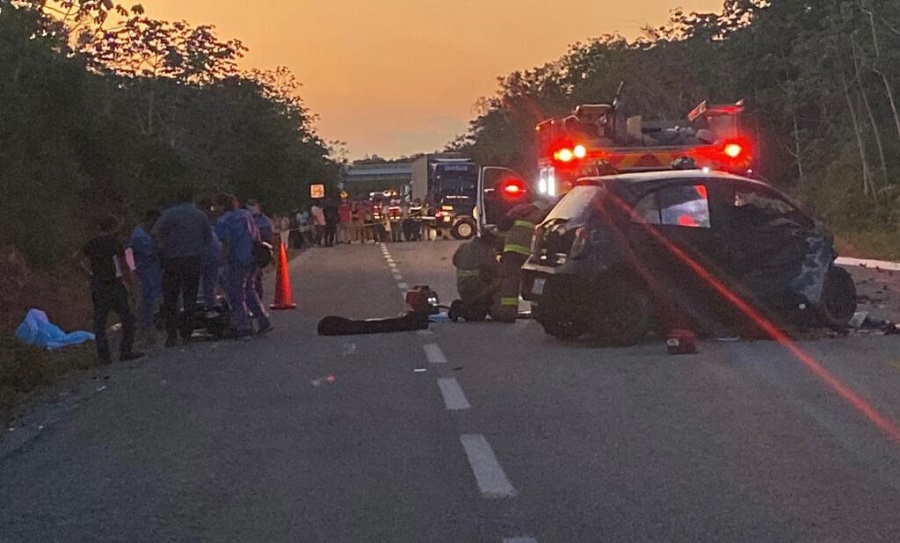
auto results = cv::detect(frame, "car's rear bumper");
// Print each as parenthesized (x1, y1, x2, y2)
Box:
(521, 259, 596, 303)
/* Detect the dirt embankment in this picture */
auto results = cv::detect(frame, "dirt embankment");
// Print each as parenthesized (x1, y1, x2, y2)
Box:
(0, 245, 92, 337)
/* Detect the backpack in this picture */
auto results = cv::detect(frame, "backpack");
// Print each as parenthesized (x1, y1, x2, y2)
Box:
(253, 240, 273, 268)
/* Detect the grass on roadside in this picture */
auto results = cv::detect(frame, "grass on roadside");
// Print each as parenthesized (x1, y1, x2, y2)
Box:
(834, 230, 900, 262)
(0, 335, 95, 426)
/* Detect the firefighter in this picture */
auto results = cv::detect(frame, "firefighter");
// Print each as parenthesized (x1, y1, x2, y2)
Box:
(449, 233, 500, 322)
(494, 200, 551, 322)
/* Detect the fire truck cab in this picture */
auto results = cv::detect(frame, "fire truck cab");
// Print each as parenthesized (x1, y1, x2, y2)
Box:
(536, 99, 753, 198)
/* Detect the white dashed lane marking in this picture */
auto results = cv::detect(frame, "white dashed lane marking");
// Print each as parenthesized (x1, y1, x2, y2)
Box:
(460, 434, 518, 498)
(437, 378, 471, 410)
(423, 343, 447, 364)
(416, 329, 434, 336)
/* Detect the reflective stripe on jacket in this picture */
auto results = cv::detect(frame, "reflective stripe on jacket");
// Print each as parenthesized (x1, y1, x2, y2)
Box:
(503, 212, 541, 256)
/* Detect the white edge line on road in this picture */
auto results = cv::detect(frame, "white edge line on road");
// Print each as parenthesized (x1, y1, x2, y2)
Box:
(504, 538, 538, 543)
(398, 282, 409, 290)
(460, 434, 517, 499)
(836, 256, 900, 272)
(437, 378, 471, 410)
(423, 343, 447, 364)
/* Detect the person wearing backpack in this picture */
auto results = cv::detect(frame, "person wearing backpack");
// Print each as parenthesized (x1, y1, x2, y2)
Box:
(213, 193, 272, 339)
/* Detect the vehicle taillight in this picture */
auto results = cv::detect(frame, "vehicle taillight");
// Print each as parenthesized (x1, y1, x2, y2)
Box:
(569, 226, 589, 259)
(500, 178, 527, 199)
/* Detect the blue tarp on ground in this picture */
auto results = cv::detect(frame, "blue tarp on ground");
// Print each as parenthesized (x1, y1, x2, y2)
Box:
(14, 309, 94, 350)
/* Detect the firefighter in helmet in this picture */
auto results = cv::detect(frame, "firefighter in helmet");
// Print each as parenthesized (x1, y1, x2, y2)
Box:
(493, 199, 551, 322)
(449, 231, 501, 322)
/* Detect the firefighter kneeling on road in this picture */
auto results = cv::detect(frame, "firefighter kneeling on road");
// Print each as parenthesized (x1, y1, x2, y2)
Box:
(494, 200, 551, 323)
(449, 233, 500, 322)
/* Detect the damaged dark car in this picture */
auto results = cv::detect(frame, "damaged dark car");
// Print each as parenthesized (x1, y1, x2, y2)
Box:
(521, 170, 857, 345)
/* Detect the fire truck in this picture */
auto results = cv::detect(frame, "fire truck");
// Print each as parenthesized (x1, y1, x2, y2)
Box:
(534, 91, 753, 198)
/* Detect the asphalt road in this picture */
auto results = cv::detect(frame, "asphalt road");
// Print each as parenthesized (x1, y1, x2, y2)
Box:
(3, 240, 900, 542)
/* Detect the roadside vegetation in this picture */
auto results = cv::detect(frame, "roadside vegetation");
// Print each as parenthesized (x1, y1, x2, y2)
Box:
(0, 1, 343, 415)
(1, 1, 342, 274)
(449, 0, 900, 259)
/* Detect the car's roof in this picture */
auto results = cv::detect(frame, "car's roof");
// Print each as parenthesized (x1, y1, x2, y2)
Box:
(579, 169, 750, 185)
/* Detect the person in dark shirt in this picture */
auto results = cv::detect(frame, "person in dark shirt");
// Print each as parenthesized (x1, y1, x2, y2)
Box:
(153, 188, 211, 346)
(80, 215, 144, 366)
(323, 199, 339, 247)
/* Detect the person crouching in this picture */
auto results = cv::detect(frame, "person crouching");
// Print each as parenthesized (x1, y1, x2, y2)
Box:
(213, 193, 273, 339)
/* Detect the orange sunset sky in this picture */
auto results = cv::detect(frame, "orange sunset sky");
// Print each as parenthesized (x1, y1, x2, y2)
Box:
(139, 1, 724, 159)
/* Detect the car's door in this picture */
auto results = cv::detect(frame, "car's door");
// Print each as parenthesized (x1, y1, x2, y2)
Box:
(626, 178, 734, 326)
(719, 179, 816, 306)
(475, 167, 531, 235)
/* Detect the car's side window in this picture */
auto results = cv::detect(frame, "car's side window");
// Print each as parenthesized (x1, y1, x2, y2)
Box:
(632, 193, 661, 224)
(658, 184, 711, 228)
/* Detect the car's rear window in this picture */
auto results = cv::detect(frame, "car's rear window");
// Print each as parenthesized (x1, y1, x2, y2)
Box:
(544, 185, 605, 223)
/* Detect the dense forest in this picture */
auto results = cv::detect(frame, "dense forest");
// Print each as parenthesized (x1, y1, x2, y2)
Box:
(0, 0, 341, 270)
(450, 0, 900, 256)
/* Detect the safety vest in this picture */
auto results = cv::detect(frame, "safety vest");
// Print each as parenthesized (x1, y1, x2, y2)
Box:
(503, 204, 546, 256)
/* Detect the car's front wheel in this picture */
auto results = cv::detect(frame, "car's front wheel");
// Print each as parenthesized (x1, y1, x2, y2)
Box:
(819, 266, 857, 328)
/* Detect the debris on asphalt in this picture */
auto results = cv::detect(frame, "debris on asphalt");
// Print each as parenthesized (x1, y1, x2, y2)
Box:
(413, 368, 427, 373)
(311, 374, 338, 387)
(317, 312, 429, 336)
(849, 311, 868, 328)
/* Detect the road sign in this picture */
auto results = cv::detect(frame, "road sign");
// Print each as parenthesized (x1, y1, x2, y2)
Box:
(310, 184, 325, 199)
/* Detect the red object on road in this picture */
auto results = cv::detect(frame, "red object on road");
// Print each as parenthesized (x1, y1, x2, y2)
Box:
(666, 329, 698, 355)
(270, 241, 297, 310)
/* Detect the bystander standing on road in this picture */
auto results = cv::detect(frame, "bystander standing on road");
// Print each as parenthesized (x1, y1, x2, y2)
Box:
(323, 198, 338, 247)
(360, 202, 377, 243)
(277, 214, 290, 248)
(153, 188, 211, 347)
(296, 208, 312, 247)
(214, 193, 272, 339)
(247, 198, 275, 299)
(128, 210, 162, 347)
(80, 215, 144, 365)
(311, 201, 325, 247)
(381, 206, 392, 243)
(198, 199, 222, 316)
(338, 199, 352, 244)
(350, 201, 364, 243)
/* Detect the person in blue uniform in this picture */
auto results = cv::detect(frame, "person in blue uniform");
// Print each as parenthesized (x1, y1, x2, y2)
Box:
(129, 209, 162, 346)
(214, 193, 272, 338)
(246, 199, 274, 301)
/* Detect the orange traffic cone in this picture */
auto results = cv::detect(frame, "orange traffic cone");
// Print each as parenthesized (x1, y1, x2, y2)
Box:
(270, 240, 297, 310)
